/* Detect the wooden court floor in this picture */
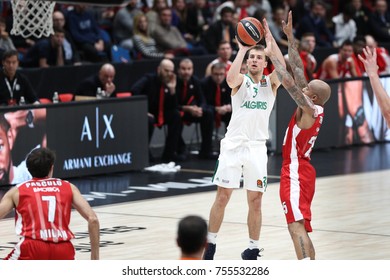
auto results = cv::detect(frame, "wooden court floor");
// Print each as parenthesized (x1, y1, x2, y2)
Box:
(1, 144, 390, 260)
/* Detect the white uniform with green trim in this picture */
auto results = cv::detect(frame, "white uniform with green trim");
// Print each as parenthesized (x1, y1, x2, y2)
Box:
(212, 74, 275, 192)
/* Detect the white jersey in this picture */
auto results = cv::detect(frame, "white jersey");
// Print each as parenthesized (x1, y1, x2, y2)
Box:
(224, 74, 275, 145)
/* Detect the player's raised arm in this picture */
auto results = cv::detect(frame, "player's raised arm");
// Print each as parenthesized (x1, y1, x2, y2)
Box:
(262, 18, 285, 93)
(264, 23, 316, 116)
(226, 38, 248, 91)
(359, 47, 390, 127)
(282, 11, 308, 90)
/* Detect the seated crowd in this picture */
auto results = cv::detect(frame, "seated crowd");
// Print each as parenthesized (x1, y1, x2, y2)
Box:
(1, 0, 390, 162)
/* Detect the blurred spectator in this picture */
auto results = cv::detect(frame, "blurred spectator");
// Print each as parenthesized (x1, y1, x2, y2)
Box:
(332, 3, 357, 47)
(352, 35, 366, 74)
(112, 0, 143, 50)
(247, 0, 273, 20)
(151, 8, 206, 56)
(316, 40, 373, 145)
(368, 0, 390, 43)
(52, 10, 81, 65)
(295, 0, 336, 47)
(146, 0, 168, 34)
(205, 40, 232, 77)
(267, 6, 289, 53)
(281, 0, 310, 27)
(234, 0, 251, 21)
(21, 27, 78, 68)
(284, 32, 317, 81)
(132, 14, 174, 59)
(176, 58, 216, 159)
(185, 0, 213, 43)
(316, 40, 360, 80)
(240, 58, 248, 74)
(0, 50, 39, 106)
(6, 17, 37, 53)
(203, 6, 237, 54)
(364, 34, 390, 74)
(130, 59, 183, 162)
(201, 62, 232, 131)
(0, 17, 15, 57)
(91, 6, 116, 37)
(151, 7, 188, 55)
(351, 0, 372, 36)
(66, 5, 111, 63)
(76, 63, 116, 97)
(171, 0, 188, 35)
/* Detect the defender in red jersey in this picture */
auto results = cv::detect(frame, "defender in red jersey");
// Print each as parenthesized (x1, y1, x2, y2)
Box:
(264, 12, 331, 260)
(0, 147, 100, 260)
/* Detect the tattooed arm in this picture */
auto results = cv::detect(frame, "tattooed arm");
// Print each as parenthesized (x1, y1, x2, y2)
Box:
(270, 54, 316, 112)
(264, 21, 316, 117)
(262, 19, 285, 95)
(282, 11, 307, 90)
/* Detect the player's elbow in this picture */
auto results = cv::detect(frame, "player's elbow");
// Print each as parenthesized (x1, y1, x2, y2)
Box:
(87, 212, 99, 228)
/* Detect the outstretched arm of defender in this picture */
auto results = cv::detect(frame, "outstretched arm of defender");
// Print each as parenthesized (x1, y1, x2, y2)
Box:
(359, 47, 390, 127)
(264, 28, 316, 115)
(282, 11, 307, 89)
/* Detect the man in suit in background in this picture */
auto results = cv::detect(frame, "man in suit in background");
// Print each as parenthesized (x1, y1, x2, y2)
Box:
(131, 58, 183, 162)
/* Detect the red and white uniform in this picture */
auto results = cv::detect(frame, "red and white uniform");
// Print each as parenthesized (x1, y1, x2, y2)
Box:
(4, 178, 76, 260)
(358, 47, 390, 74)
(316, 54, 362, 80)
(279, 106, 324, 232)
(285, 52, 317, 81)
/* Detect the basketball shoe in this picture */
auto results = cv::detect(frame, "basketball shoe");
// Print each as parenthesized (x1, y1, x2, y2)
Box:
(203, 243, 216, 260)
(241, 248, 263, 260)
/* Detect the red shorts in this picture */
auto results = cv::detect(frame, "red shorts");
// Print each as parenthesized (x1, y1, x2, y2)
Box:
(280, 160, 316, 232)
(4, 237, 75, 260)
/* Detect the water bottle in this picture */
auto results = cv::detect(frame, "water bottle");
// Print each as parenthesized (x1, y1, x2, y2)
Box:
(96, 87, 103, 99)
(52, 92, 59, 103)
(101, 89, 107, 98)
(19, 96, 26, 105)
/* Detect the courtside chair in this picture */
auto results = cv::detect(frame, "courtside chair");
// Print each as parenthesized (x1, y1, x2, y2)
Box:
(116, 92, 132, 98)
(58, 93, 75, 102)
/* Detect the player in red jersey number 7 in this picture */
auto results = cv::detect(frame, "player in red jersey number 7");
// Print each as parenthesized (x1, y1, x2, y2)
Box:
(264, 12, 331, 259)
(0, 147, 100, 260)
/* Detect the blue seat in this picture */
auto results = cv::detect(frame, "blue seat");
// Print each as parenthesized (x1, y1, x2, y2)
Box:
(111, 45, 131, 63)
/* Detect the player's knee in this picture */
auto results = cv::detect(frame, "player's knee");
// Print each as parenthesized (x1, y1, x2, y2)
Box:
(215, 191, 231, 207)
(287, 221, 305, 238)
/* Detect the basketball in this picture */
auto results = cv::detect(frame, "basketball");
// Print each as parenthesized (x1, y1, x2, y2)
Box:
(235, 17, 264, 46)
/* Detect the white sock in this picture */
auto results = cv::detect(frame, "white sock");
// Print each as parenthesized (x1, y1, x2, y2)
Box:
(248, 239, 259, 249)
(301, 257, 311, 260)
(207, 232, 217, 244)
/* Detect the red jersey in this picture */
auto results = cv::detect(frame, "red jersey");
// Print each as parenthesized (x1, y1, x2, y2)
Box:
(282, 106, 324, 162)
(316, 54, 362, 80)
(15, 178, 75, 243)
(280, 106, 324, 232)
(359, 47, 390, 74)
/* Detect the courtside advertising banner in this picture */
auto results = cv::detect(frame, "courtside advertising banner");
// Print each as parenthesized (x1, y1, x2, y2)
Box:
(0, 97, 148, 186)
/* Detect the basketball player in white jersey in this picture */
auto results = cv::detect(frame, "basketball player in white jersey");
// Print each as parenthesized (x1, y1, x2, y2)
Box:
(264, 12, 331, 259)
(203, 26, 285, 260)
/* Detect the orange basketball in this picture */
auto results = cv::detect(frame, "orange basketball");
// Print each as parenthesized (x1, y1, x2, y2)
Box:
(235, 17, 264, 46)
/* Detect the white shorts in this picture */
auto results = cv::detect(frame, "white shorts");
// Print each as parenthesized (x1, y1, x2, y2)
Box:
(212, 139, 268, 192)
